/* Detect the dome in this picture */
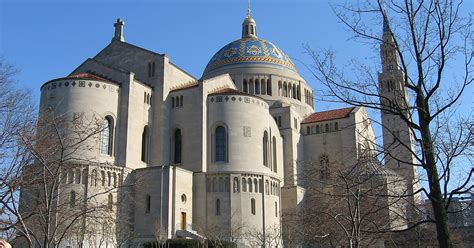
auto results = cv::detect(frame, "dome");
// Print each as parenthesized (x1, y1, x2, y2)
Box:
(202, 37, 297, 77)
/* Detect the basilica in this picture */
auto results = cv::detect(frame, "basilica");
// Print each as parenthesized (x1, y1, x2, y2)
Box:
(21, 7, 419, 248)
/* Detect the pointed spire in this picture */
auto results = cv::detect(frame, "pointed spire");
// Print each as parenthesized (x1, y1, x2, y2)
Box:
(113, 18, 125, 42)
(247, 0, 251, 17)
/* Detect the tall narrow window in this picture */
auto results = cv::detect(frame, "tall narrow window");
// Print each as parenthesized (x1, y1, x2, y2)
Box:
(180, 96, 183, 107)
(108, 193, 113, 211)
(261, 79, 266, 95)
(146, 195, 151, 213)
(141, 126, 149, 162)
(172, 97, 175, 107)
(100, 116, 114, 155)
(243, 79, 248, 93)
(273, 137, 277, 172)
(255, 81, 260, 94)
(215, 126, 227, 162)
(275, 201, 278, 217)
(216, 199, 221, 216)
(254, 178, 258, 193)
(174, 129, 182, 164)
(334, 122, 339, 131)
(242, 178, 247, 192)
(325, 123, 329, 132)
(251, 198, 256, 215)
(70, 191, 76, 208)
(320, 155, 329, 179)
(267, 79, 271, 95)
(263, 131, 269, 167)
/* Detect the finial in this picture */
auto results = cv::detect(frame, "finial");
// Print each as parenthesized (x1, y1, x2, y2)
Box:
(247, 0, 251, 17)
(113, 18, 125, 42)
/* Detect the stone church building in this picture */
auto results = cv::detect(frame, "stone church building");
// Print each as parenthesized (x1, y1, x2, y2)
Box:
(20, 7, 419, 248)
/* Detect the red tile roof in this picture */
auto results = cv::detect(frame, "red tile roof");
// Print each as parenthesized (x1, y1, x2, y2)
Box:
(170, 81, 199, 92)
(302, 107, 354, 124)
(67, 73, 110, 82)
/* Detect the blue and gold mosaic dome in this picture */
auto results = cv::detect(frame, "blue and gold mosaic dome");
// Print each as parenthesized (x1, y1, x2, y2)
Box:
(203, 37, 297, 76)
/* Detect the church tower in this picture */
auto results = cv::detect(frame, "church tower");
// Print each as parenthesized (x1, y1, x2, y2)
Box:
(378, 18, 419, 203)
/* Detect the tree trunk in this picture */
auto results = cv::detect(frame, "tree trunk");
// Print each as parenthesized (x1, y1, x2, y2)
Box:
(417, 95, 452, 248)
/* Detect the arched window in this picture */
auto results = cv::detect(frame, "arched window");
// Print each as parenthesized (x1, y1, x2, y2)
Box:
(233, 177, 240, 193)
(215, 126, 227, 162)
(243, 79, 248, 93)
(141, 126, 149, 162)
(145, 194, 151, 213)
(92, 169, 97, 186)
(70, 191, 76, 208)
(251, 198, 256, 215)
(175, 96, 180, 107)
(113, 173, 117, 187)
(82, 169, 87, 185)
(267, 79, 271, 95)
(255, 80, 260, 94)
(316, 125, 320, 134)
(216, 199, 221, 216)
(334, 122, 339, 131)
(218, 177, 224, 192)
(212, 178, 217, 192)
(273, 137, 277, 172)
(249, 79, 254, 94)
(293, 85, 297, 99)
(278, 81, 282, 96)
(108, 193, 113, 211)
(283, 83, 287, 97)
(263, 131, 269, 167)
(75, 168, 81, 184)
(248, 178, 252, 192)
(180, 96, 183, 107)
(261, 79, 266, 95)
(100, 116, 114, 155)
(325, 123, 329, 132)
(107, 172, 111, 186)
(242, 178, 247, 192)
(101, 171, 105, 186)
(174, 129, 182, 164)
(306, 126, 310, 134)
(320, 155, 329, 179)
(254, 178, 258, 193)
(265, 180, 269, 195)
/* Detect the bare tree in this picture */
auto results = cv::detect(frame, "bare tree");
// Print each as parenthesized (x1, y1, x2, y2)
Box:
(299, 157, 411, 248)
(0, 57, 35, 242)
(1, 103, 130, 247)
(306, 1, 473, 247)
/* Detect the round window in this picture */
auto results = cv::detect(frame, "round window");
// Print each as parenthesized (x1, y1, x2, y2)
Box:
(181, 194, 187, 203)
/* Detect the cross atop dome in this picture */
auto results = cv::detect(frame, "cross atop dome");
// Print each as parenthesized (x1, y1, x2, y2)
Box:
(242, 0, 257, 38)
(113, 18, 125, 42)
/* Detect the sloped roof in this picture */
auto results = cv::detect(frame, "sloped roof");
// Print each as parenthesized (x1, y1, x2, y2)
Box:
(302, 107, 355, 124)
(66, 73, 110, 82)
(169, 81, 199, 92)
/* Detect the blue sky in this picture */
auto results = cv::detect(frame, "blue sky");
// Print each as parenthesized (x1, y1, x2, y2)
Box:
(0, 0, 360, 111)
(1, 0, 472, 193)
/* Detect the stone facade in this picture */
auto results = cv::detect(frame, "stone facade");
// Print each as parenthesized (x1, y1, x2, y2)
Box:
(19, 13, 418, 248)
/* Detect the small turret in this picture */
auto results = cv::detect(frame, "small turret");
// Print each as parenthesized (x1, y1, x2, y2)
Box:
(242, 0, 257, 38)
(113, 18, 125, 42)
